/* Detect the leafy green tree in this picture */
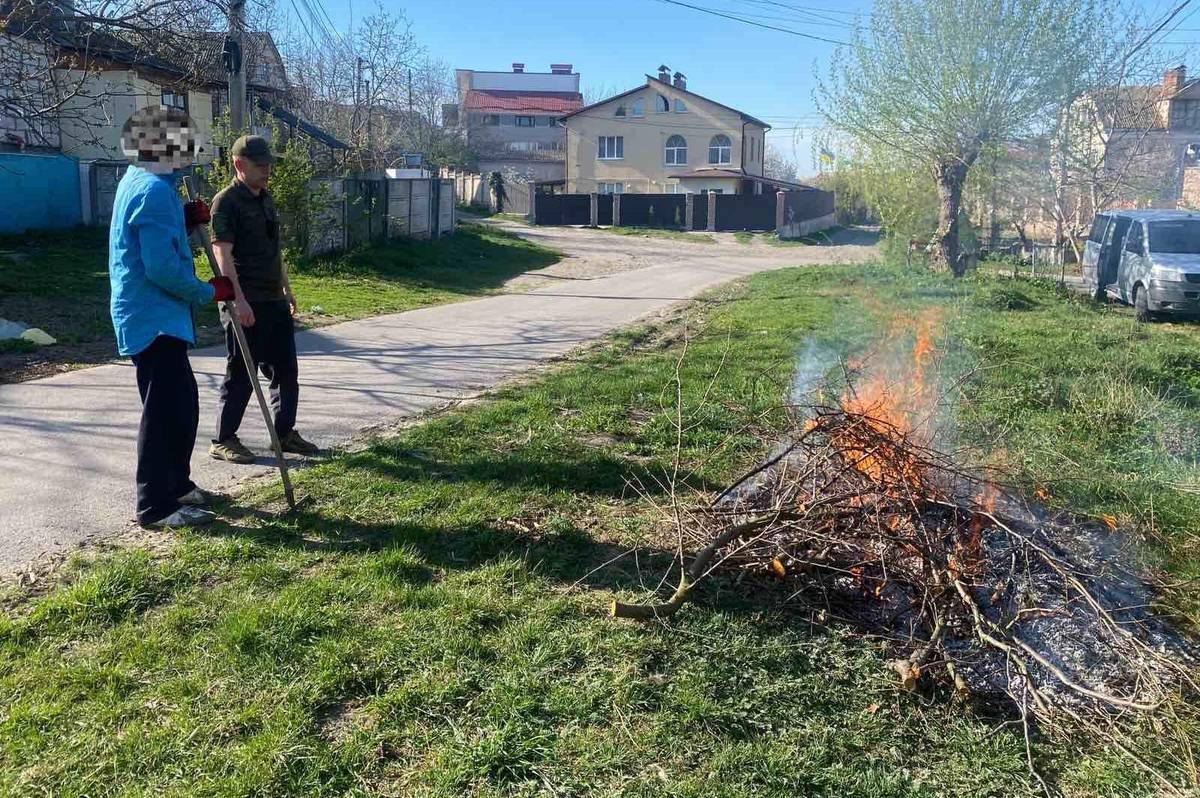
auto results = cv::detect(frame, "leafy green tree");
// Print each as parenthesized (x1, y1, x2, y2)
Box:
(489, 171, 508, 213)
(818, 0, 1093, 275)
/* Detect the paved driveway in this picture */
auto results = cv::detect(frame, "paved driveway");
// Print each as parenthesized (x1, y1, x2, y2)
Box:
(0, 223, 877, 573)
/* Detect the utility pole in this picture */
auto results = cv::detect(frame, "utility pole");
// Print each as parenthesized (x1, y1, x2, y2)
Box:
(364, 79, 372, 163)
(227, 0, 247, 132)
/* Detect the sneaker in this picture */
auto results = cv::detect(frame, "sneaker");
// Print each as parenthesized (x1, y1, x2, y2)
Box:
(178, 487, 222, 506)
(142, 505, 215, 530)
(280, 429, 320, 455)
(210, 436, 256, 464)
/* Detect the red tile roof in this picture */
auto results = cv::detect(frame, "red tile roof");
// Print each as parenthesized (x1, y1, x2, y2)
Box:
(463, 90, 583, 114)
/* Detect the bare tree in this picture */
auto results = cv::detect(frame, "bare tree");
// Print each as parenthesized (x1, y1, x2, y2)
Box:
(818, 0, 1094, 275)
(763, 143, 798, 182)
(0, 0, 273, 151)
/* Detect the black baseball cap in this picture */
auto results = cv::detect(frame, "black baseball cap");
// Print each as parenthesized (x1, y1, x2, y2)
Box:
(231, 134, 278, 164)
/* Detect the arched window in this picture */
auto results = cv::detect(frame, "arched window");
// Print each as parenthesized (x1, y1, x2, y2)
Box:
(708, 134, 732, 165)
(665, 134, 687, 165)
(657, 94, 670, 112)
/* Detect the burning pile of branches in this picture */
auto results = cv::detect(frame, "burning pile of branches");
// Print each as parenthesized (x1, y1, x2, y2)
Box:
(613, 319, 1196, 737)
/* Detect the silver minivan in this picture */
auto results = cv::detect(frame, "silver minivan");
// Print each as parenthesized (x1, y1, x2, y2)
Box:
(1082, 209, 1200, 321)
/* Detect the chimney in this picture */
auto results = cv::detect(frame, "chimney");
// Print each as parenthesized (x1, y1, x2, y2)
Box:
(672, 71, 686, 91)
(512, 62, 525, 73)
(657, 64, 671, 83)
(550, 63, 572, 75)
(1165, 65, 1187, 94)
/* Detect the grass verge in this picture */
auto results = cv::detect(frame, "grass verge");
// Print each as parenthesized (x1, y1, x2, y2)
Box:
(601, 226, 717, 244)
(0, 223, 559, 382)
(1, 265, 1197, 796)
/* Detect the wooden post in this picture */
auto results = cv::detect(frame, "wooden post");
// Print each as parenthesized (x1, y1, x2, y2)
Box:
(612, 193, 622, 227)
(707, 191, 717, 232)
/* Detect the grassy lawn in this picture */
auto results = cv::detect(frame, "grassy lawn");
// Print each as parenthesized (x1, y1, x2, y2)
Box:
(732, 231, 828, 246)
(1, 264, 1197, 795)
(0, 223, 558, 382)
(601, 226, 717, 244)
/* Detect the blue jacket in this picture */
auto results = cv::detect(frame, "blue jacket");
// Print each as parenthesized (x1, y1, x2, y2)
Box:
(108, 166, 215, 357)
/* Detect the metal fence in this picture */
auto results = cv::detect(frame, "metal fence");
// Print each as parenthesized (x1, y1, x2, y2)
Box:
(529, 188, 836, 236)
(713, 193, 777, 232)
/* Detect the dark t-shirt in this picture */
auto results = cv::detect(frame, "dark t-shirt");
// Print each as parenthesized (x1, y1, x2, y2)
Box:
(210, 180, 283, 301)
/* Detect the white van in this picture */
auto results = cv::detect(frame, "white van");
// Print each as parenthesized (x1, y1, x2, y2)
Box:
(1082, 210, 1200, 321)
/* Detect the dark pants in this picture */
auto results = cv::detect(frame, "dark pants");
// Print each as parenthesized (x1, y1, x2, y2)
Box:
(214, 299, 298, 443)
(132, 335, 199, 525)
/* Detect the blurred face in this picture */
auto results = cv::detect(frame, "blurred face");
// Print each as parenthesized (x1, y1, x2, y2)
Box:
(234, 157, 272, 191)
(120, 107, 198, 174)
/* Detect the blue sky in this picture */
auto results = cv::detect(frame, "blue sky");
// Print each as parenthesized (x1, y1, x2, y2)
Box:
(288, 0, 876, 173)
(293, 0, 1198, 174)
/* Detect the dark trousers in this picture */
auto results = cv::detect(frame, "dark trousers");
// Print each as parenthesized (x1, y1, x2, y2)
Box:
(132, 335, 199, 524)
(214, 299, 299, 443)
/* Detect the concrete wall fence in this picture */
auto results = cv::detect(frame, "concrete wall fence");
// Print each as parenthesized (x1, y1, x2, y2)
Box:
(529, 187, 835, 237)
(305, 177, 456, 256)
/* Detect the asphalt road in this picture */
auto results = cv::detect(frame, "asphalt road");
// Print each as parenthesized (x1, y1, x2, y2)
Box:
(0, 223, 878, 573)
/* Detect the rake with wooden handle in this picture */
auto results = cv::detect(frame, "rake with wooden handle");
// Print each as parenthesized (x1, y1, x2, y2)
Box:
(183, 176, 297, 511)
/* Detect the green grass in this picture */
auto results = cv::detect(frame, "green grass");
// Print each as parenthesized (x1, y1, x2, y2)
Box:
(1, 264, 1197, 795)
(0, 224, 559, 378)
(732, 231, 825, 246)
(602, 226, 717, 244)
(275, 223, 558, 318)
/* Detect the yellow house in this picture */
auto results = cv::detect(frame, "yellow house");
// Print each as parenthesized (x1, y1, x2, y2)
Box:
(561, 68, 770, 195)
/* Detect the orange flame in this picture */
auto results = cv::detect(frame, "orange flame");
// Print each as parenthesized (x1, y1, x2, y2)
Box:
(837, 310, 943, 490)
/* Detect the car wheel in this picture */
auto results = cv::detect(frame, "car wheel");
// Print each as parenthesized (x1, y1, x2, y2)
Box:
(1134, 284, 1152, 323)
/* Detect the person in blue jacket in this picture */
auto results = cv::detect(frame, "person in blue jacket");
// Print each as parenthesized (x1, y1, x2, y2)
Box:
(109, 106, 235, 529)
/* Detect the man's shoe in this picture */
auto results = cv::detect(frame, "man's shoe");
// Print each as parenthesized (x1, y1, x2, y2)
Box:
(280, 429, 320, 456)
(178, 487, 222, 506)
(210, 436, 256, 464)
(142, 505, 215, 530)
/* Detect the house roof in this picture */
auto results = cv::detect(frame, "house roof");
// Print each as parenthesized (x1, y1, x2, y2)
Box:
(560, 75, 770, 129)
(669, 167, 817, 191)
(463, 90, 583, 114)
(187, 31, 289, 91)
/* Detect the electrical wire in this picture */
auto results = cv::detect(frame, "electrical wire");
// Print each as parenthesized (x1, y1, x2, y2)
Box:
(650, 0, 856, 46)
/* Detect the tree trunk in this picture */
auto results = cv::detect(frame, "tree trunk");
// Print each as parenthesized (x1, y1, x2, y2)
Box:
(934, 159, 971, 277)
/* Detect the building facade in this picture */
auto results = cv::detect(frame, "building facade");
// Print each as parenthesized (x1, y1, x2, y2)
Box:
(449, 63, 582, 182)
(561, 68, 770, 195)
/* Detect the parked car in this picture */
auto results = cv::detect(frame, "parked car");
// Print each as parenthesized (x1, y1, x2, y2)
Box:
(1082, 209, 1200, 321)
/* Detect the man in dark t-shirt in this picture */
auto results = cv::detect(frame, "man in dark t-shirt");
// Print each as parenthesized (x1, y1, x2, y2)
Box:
(208, 135, 319, 463)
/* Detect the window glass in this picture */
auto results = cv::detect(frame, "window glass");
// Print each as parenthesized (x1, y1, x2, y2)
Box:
(665, 134, 687, 165)
(598, 136, 624, 159)
(483, 114, 499, 125)
(1148, 219, 1200, 253)
(1088, 215, 1109, 243)
(1125, 222, 1144, 253)
(631, 100, 644, 116)
(615, 105, 626, 117)
(674, 99, 686, 112)
(657, 94, 669, 112)
(516, 116, 535, 127)
(708, 134, 732, 165)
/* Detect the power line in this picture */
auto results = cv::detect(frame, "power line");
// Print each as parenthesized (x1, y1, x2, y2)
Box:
(650, 0, 856, 46)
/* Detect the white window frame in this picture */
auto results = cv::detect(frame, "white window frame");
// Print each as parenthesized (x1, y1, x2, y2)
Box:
(708, 134, 733, 165)
(598, 135, 624, 160)
(516, 115, 535, 127)
(162, 90, 188, 111)
(664, 134, 687, 166)
(598, 182, 624, 194)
